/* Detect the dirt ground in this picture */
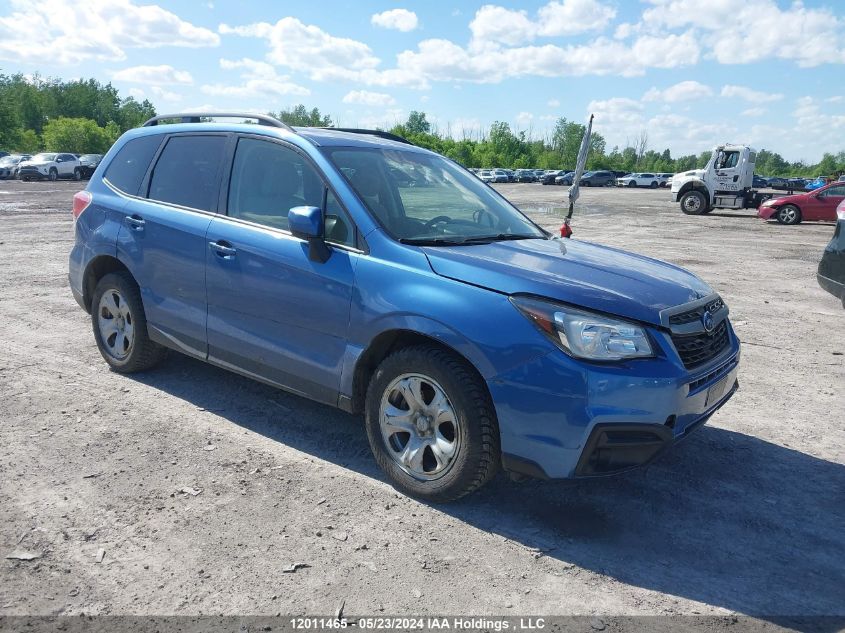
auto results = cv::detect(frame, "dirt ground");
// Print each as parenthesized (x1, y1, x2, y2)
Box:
(0, 179, 842, 623)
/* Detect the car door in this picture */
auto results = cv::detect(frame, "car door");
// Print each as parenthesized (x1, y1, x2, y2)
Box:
(116, 133, 230, 357)
(713, 149, 742, 192)
(808, 184, 845, 220)
(205, 135, 359, 405)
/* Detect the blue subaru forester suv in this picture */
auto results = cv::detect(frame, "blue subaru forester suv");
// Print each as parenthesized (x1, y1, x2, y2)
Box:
(69, 113, 740, 501)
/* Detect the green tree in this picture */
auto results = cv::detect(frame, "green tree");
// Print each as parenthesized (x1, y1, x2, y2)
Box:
(272, 104, 332, 127)
(405, 111, 431, 135)
(18, 129, 41, 153)
(42, 117, 116, 153)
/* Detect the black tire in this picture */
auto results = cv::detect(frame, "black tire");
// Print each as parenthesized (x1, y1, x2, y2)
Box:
(650, 181, 658, 188)
(91, 272, 167, 373)
(776, 204, 802, 225)
(627, 180, 636, 188)
(22, 176, 30, 182)
(680, 190, 708, 215)
(364, 345, 500, 502)
(48, 168, 58, 182)
(73, 168, 81, 181)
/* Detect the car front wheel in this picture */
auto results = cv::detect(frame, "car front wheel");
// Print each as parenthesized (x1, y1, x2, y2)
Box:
(776, 205, 802, 225)
(48, 168, 58, 182)
(364, 345, 500, 502)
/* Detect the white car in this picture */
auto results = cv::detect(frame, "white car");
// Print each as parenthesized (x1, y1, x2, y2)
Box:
(479, 169, 496, 183)
(18, 152, 82, 182)
(657, 173, 673, 188)
(616, 172, 661, 188)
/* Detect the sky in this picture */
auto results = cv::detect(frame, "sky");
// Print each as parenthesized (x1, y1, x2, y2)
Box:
(0, 0, 843, 162)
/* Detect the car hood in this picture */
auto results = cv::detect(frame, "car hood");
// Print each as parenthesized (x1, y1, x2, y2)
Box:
(422, 238, 713, 326)
(768, 191, 811, 205)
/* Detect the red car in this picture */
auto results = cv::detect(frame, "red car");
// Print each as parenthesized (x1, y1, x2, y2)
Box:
(757, 181, 845, 225)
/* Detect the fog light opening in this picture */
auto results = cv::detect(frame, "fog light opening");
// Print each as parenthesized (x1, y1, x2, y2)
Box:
(664, 415, 677, 430)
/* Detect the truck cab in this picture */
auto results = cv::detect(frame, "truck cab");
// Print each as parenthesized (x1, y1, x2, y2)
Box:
(671, 144, 768, 215)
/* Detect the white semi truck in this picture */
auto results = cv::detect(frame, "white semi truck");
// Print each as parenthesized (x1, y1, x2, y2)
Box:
(671, 144, 772, 215)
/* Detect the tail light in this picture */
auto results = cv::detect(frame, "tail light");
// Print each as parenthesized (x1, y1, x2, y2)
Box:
(560, 221, 573, 238)
(72, 191, 92, 220)
(837, 201, 845, 220)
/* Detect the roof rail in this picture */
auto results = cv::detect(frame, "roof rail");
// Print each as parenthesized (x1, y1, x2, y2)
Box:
(319, 127, 414, 146)
(142, 112, 294, 132)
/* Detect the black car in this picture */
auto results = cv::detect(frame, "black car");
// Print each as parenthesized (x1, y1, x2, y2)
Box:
(541, 170, 567, 185)
(78, 154, 103, 179)
(817, 202, 845, 308)
(515, 169, 537, 183)
(752, 174, 769, 188)
(580, 170, 616, 187)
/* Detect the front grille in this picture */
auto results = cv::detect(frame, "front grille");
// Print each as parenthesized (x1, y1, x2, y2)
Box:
(671, 320, 729, 368)
(668, 297, 724, 326)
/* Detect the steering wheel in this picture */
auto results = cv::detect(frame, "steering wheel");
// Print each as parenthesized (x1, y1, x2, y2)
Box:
(424, 215, 453, 229)
(473, 209, 497, 228)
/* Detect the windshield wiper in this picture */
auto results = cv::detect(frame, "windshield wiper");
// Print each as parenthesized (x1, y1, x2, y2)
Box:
(458, 233, 542, 244)
(399, 233, 542, 247)
(398, 237, 470, 246)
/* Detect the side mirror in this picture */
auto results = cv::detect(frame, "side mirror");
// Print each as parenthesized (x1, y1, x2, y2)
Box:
(288, 206, 330, 263)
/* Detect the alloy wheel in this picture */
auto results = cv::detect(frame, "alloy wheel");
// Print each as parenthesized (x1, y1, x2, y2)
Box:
(97, 289, 135, 360)
(379, 373, 461, 481)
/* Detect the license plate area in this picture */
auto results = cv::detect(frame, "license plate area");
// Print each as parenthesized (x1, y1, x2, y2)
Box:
(705, 373, 733, 408)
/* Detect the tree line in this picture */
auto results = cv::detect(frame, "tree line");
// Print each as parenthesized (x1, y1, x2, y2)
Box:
(2, 78, 842, 178)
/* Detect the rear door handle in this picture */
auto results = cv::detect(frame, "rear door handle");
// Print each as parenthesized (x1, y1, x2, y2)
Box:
(124, 215, 145, 230)
(209, 240, 237, 259)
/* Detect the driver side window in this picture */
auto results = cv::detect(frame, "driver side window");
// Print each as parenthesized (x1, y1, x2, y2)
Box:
(821, 185, 845, 198)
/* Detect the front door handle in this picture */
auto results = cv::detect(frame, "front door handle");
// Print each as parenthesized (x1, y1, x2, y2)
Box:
(209, 240, 237, 259)
(124, 215, 145, 230)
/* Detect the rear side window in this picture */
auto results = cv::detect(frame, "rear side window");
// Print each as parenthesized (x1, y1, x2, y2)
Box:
(104, 135, 162, 196)
(148, 135, 228, 212)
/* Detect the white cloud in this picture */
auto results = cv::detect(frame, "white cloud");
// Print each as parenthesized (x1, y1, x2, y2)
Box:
(720, 84, 783, 103)
(0, 0, 219, 64)
(371, 9, 418, 32)
(515, 111, 534, 127)
(469, 0, 616, 47)
(741, 107, 766, 117)
(547, 99, 560, 107)
(537, 0, 617, 36)
(220, 17, 422, 88)
(643, 81, 712, 103)
(201, 57, 310, 98)
(640, 0, 845, 67)
(113, 65, 193, 85)
(150, 86, 182, 102)
(342, 90, 396, 106)
(128, 87, 145, 100)
(470, 6, 535, 47)
(826, 96, 843, 103)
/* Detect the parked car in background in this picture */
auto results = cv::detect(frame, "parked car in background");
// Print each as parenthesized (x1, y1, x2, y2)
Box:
(541, 170, 567, 185)
(555, 171, 575, 186)
(69, 112, 740, 501)
(752, 175, 769, 188)
(617, 173, 660, 188)
(491, 169, 510, 183)
(479, 169, 496, 183)
(767, 176, 788, 189)
(0, 154, 31, 179)
(0, 151, 8, 158)
(804, 176, 830, 191)
(657, 173, 673, 187)
(19, 153, 82, 181)
(838, 174, 845, 182)
(580, 170, 616, 187)
(78, 154, 103, 179)
(787, 177, 807, 191)
(817, 199, 845, 308)
(515, 169, 537, 183)
(757, 181, 845, 225)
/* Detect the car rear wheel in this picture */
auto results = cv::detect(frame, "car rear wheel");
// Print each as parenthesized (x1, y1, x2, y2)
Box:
(364, 345, 499, 502)
(73, 168, 81, 181)
(48, 168, 58, 182)
(91, 272, 167, 373)
(776, 205, 802, 225)
(680, 190, 709, 215)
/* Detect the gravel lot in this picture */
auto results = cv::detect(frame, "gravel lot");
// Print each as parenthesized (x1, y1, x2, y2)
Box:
(0, 179, 842, 623)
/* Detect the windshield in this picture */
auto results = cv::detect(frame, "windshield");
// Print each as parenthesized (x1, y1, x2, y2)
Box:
(325, 147, 545, 244)
(0, 156, 15, 166)
(32, 153, 56, 162)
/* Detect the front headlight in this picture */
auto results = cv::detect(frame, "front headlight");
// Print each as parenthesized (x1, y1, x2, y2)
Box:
(761, 198, 775, 207)
(511, 295, 654, 361)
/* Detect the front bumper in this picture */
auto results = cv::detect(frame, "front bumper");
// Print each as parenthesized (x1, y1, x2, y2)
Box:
(757, 205, 779, 220)
(489, 325, 741, 479)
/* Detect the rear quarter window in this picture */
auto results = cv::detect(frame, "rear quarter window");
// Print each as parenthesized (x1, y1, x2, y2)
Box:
(104, 135, 163, 196)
